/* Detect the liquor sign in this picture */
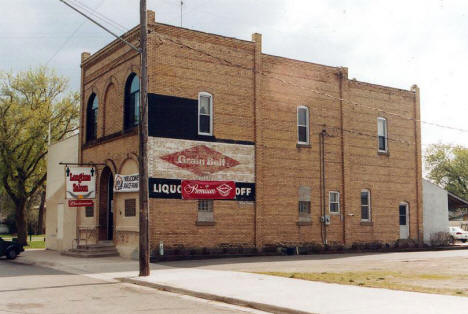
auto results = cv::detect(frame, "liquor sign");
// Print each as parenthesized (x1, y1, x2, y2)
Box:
(68, 199, 94, 207)
(149, 178, 255, 201)
(113, 173, 139, 192)
(65, 166, 96, 199)
(182, 180, 236, 200)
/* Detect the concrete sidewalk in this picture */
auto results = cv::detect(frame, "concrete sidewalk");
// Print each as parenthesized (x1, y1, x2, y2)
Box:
(12, 250, 468, 313)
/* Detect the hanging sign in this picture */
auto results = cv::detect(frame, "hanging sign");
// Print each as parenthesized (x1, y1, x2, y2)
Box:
(65, 166, 96, 199)
(182, 180, 236, 200)
(68, 200, 94, 207)
(113, 173, 139, 192)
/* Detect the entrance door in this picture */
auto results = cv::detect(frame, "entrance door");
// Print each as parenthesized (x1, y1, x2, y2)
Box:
(99, 167, 114, 241)
(399, 202, 409, 239)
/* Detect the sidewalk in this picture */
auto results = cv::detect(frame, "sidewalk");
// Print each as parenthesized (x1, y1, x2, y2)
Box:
(12, 250, 468, 313)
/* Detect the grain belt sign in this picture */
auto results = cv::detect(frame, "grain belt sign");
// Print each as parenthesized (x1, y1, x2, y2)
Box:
(148, 138, 255, 201)
(65, 166, 96, 207)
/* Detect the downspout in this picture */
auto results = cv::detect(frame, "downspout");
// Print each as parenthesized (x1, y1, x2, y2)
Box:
(412, 84, 422, 247)
(320, 129, 328, 245)
(338, 69, 347, 246)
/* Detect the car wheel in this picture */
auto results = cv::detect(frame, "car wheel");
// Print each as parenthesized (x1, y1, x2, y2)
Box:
(6, 249, 17, 260)
(462, 240, 467, 243)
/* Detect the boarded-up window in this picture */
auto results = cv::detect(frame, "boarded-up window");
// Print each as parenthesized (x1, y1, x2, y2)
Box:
(198, 200, 214, 222)
(125, 199, 136, 217)
(298, 186, 311, 222)
(85, 206, 94, 217)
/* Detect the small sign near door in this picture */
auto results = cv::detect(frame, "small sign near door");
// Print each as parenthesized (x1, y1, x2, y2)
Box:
(68, 199, 94, 207)
(113, 173, 139, 192)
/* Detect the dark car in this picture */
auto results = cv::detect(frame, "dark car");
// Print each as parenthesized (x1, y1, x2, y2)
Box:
(0, 237, 24, 259)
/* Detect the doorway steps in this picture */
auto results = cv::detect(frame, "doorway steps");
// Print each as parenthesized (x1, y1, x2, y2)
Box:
(62, 241, 119, 258)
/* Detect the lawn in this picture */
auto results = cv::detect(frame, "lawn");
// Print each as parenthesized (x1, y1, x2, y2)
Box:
(0, 234, 45, 249)
(259, 271, 468, 297)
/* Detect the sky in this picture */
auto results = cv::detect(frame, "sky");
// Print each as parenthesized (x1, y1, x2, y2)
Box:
(1, 0, 468, 152)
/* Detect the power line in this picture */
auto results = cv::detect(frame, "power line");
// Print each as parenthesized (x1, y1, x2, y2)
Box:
(47, 0, 106, 66)
(155, 32, 468, 135)
(69, 0, 129, 33)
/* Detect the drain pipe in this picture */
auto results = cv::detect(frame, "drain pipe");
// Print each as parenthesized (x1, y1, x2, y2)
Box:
(320, 129, 328, 245)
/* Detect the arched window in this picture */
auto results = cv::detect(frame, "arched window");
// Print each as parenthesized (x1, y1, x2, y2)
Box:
(124, 73, 140, 130)
(86, 93, 98, 142)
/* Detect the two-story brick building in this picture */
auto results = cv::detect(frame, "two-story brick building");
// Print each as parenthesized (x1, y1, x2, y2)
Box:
(74, 11, 422, 258)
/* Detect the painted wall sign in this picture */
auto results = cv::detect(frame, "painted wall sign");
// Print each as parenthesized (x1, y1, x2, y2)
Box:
(65, 166, 96, 199)
(113, 173, 139, 192)
(161, 145, 240, 176)
(68, 199, 94, 207)
(149, 178, 255, 201)
(148, 137, 255, 183)
(182, 180, 236, 200)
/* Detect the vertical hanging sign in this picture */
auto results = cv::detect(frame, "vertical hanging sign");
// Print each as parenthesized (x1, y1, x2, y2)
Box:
(65, 166, 96, 206)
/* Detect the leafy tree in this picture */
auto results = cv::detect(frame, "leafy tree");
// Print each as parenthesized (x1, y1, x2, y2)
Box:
(0, 67, 79, 245)
(425, 144, 468, 199)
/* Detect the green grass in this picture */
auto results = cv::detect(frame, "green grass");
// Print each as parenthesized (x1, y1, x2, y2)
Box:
(0, 234, 45, 249)
(257, 271, 468, 297)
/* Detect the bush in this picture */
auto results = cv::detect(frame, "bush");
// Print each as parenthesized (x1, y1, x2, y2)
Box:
(430, 232, 450, 247)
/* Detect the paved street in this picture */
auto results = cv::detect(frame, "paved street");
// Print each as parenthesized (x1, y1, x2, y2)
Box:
(0, 259, 263, 314)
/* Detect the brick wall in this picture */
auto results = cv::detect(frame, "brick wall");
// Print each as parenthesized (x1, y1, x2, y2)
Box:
(77, 11, 423, 254)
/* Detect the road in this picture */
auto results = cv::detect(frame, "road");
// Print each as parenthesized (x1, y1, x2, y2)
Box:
(0, 259, 263, 314)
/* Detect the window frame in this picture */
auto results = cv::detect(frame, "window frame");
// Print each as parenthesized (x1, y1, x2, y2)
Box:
(360, 189, 371, 222)
(297, 106, 309, 144)
(86, 93, 98, 142)
(377, 117, 388, 153)
(124, 198, 137, 217)
(124, 73, 140, 130)
(198, 92, 213, 136)
(329, 191, 340, 214)
(399, 202, 408, 226)
(197, 199, 214, 223)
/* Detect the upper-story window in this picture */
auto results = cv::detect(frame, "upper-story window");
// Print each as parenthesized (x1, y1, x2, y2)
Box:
(361, 189, 371, 221)
(86, 93, 98, 142)
(377, 117, 388, 152)
(297, 106, 309, 144)
(198, 92, 213, 135)
(124, 73, 140, 130)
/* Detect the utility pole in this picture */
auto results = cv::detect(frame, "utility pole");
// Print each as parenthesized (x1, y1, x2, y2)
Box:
(138, 0, 150, 277)
(59, 0, 150, 276)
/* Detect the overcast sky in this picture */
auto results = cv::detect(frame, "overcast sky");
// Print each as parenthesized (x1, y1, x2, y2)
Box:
(1, 0, 467, 150)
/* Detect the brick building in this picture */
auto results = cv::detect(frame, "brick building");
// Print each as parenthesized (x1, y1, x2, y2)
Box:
(76, 11, 422, 258)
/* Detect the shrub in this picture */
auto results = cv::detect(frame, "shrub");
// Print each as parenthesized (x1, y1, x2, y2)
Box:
(430, 232, 450, 247)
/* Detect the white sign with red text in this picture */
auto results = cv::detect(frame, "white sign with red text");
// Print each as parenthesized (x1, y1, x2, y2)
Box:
(65, 166, 96, 199)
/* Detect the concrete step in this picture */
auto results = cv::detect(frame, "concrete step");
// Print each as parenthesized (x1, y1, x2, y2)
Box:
(62, 241, 119, 258)
(61, 250, 119, 258)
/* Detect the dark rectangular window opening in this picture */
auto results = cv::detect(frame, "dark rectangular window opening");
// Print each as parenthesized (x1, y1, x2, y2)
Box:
(399, 205, 407, 225)
(125, 199, 137, 217)
(85, 206, 94, 217)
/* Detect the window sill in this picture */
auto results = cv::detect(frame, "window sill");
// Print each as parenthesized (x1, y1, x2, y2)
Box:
(196, 221, 215, 226)
(360, 221, 374, 226)
(296, 143, 311, 148)
(329, 211, 340, 215)
(377, 151, 390, 156)
(296, 221, 312, 226)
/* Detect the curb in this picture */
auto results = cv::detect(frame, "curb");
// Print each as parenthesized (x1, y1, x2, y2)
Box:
(119, 277, 311, 314)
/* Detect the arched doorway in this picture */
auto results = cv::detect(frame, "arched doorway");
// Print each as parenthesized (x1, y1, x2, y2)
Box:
(98, 167, 114, 241)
